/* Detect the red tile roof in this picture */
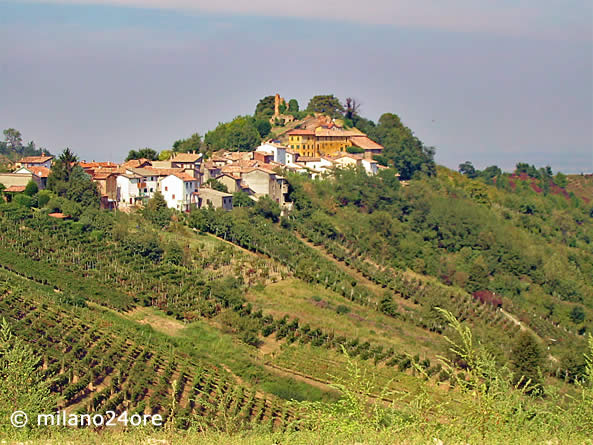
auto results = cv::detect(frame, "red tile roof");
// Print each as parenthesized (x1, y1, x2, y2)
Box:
(349, 135, 384, 150)
(171, 153, 202, 163)
(48, 212, 68, 219)
(287, 129, 315, 136)
(4, 185, 26, 192)
(28, 166, 50, 178)
(19, 155, 53, 164)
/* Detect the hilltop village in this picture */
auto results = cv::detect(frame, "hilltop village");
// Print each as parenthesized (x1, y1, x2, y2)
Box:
(0, 112, 388, 213)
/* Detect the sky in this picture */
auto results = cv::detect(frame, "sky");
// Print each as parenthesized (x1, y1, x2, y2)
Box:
(0, 0, 591, 173)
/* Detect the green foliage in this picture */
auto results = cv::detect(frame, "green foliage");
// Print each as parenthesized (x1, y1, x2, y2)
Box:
(367, 113, 436, 180)
(306, 95, 345, 118)
(158, 149, 172, 161)
(205, 179, 229, 193)
(510, 331, 544, 392)
(172, 133, 202, 153)
(459, 161, 477, 178)
(570, 306, 586, 324)
(0, 318, 54, 433)
(232, 191, 254, 208)
(554, 172, 568, 188)
(204, 116, 261, 152)
(346, 146, 365, 154)
(143, 191, 172, 228)
(24, 180, 38, 196)
(254, 196, 281, 223)
(254, 96, 275, 119)
(288, 99, 299, 113)
(254, 119, 272, 139)
(47, 149, 99, 208)
(13, 193, 33, 208)
(125, 148, 159, 161)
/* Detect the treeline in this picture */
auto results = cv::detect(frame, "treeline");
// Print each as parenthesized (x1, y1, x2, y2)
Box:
(283, 165, 593, 344)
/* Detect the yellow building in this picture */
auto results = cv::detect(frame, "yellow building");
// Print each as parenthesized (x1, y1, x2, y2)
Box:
(287, 127, 372, 157)
(287, 129, 318, 157)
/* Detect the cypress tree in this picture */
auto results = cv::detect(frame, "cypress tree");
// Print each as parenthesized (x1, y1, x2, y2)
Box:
(511, 331, 544, 394)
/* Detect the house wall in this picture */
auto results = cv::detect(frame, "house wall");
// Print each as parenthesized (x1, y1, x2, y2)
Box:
(160, 176, 198, 211)
(241, 170, 270, 196)
(198, 188, 233, 210)
(217, 175, 241, 193)
(0, 173, 41, 189)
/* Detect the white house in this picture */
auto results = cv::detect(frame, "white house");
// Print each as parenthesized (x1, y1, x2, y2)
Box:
(116, 173, 143, 206)
(17, 155, 53, 169)
(256, 143, 286, 165)
(160, 173, 199, 212)
(125, 168, 160, 199)
(361, 159, 379, 175)
(170, 152, 202, 177)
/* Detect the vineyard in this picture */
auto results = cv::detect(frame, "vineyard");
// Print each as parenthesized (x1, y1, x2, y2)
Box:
(0, 270, 292, 429)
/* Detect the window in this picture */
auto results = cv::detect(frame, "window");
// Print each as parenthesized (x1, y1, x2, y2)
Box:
(172, 194, 175, 199)
(150, 188, 153, 192)
(165, 186, 168, 191)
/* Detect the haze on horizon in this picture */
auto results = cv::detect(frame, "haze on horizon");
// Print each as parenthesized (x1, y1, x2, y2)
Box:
(1, 0, 591, 173)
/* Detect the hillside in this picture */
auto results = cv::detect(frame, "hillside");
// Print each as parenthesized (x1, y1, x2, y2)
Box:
(1, 102, 592, 443)
(1, 161, 592, 442)
(567, 174, 593, 204)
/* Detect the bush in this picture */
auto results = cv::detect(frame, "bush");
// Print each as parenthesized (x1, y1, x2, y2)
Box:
(336, 305, 351, 315)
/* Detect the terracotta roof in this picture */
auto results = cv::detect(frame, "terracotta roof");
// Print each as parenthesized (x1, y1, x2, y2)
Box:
(170, 172, 197, 182)
(48, 212, 68, 219)
(92, 171, 116, 180)
(314, 128, 362, 137)
(217, 173, 242, 180)
(297, 156, 321, 162)
(198, 187, 233, 197)
(126, 167, 158, 177)
(349, 135, 384, 150)
(27, 166, 50, 178)
(19, 155, 53, 164)
(4, 185, 26, 192)
(123, 159, 152, 168)
(204, 161, 221, 170)
(80, 161, 119, 169)
(287, 129, 315, 136)
(171, 152, 202, 163)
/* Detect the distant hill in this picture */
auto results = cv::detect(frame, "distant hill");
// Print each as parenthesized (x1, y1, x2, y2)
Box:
(567, 174, 593, 204)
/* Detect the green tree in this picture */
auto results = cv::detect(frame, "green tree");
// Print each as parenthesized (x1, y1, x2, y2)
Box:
(125, 148, 158, 161)
(371, 113, 436, 180)
(233, 191, 255, 207)
(288, 99, 299, 113)
(24, 180, 38, 196)
(554, 172, 568, 188)
(172, 133, 202, 153)
(205, 178, 229, 193)
(254, 196, 281, 222)
(159, 150, 173, 161)
(459, 161, 477, 178)
(306, 95, 345, 118)
(511, 331, 544, 393)
(3, 128, 23, 152)
(0, 318, 54, 431)
(254, 96, 275, 119)
(65, 166, 100, 208)
(204, 116, 261, 152)
(143, 191, 171, 227)
(254, 119, 272, 139)
(570, 306, 586, 324)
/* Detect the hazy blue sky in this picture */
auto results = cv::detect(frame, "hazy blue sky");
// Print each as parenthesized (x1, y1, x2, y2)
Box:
(1, 0, 591, 172)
